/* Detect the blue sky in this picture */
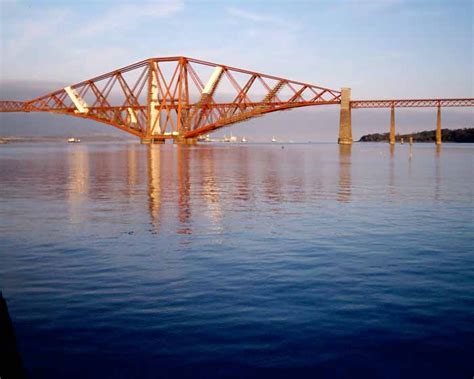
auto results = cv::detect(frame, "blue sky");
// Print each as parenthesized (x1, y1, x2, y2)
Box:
(0, 0, 472, 140)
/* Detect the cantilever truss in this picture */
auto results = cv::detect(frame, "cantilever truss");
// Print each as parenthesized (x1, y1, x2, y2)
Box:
(0, 57, 341, 139)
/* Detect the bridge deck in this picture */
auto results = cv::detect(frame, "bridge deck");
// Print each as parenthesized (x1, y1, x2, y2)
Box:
(351, 98, 474, 108)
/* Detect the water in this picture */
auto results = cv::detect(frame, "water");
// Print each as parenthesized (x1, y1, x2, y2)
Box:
(0, 142, 473, 378)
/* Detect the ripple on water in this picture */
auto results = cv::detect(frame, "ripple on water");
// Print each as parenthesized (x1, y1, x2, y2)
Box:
(0, 143, 473, 378)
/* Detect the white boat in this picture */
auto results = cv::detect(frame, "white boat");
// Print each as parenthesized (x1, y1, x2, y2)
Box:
(271, 136, 277, 142)
(197, 134, 210, 142)
(224, 133, 237, 143)
(67, 137, 81, 143)
(241, 137, 247, 143)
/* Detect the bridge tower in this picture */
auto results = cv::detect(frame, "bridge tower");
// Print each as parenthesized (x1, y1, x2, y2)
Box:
(141, 61, 165, 144)
(390, 105, 396, 145)
(338, 88, 352, 145)
(436, 105, 442, 145)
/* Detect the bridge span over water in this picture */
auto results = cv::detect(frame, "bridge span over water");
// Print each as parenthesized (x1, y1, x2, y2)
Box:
(1, 56, 472, 145)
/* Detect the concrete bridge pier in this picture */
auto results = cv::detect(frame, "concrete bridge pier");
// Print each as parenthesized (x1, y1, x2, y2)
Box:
(436, 105, 442, 145)
(338, 88, 352, 145)
(173, 136, 198, 145)
(390, 106, 396, 145)
(141, 137, 165, 144)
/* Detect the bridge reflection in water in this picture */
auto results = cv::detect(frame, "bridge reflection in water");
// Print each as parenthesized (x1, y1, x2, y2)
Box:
(67, 145, 89, 224)
(145, 144, 356, 235)
(4, 136, 474, 379)
(337, 145, 352, 203)
(60, 142, 452, 237)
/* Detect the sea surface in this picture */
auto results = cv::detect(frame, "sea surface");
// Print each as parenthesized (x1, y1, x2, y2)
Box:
(0, 142, 473, 378)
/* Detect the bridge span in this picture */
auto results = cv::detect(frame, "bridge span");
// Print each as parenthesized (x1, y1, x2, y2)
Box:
(0, 56, 472, 144)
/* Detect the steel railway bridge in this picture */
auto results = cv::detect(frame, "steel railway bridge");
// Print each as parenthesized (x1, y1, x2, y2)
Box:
(0, 56, 472, 144)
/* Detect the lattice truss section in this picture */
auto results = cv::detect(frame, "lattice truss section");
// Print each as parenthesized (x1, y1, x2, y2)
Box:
(0, 101, 26, 112)
(0, 57, 341, 138)
(351, 99, 474, 108)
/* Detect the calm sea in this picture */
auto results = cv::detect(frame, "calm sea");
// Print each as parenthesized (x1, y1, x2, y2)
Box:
(0, 142, 473, 378)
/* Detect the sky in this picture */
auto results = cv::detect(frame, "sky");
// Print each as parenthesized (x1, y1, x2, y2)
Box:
(0, 0, 472, 141)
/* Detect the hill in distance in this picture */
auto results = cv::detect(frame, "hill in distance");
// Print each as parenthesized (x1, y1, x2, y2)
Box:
(359, 128, 474, 143)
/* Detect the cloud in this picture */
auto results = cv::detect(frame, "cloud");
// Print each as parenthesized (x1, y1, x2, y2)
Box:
(225, 5, 301, 43)
(333, 0, 406, 14)
(226, 7, 280, 23)
(5, 8, 71, 58)
(83, 0, 184, 36)
(1, 0, 185, 82)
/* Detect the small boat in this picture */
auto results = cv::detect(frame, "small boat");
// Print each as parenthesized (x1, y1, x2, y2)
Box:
(224, 133, 237, 143)
(271, 136, 277, 143)
(241, 137, 247, 143)
(67, 137, 81, 143)
(197, 135, 208, 142)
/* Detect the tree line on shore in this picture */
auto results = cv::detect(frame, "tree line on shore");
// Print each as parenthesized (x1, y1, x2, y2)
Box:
(359, 128, 474, 143)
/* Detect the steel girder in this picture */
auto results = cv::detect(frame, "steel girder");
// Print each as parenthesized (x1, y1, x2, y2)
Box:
(351, 99, 474, 108)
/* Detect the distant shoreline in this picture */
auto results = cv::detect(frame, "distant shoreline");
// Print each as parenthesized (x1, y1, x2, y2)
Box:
(2, 130, 474, 145)
(359, 128, 474, 143)
(0, 136, 135, 144)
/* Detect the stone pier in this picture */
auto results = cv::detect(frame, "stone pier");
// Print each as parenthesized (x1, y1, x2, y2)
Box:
(436, 105, 442, 145)
(173, 136, 198, 145)
(389, 106, 396, 145)
(338, 88, 352, 145)
(140, 137, 165, 144)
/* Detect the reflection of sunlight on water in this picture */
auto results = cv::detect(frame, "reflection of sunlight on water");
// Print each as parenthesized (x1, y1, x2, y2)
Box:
(338, 145, 351, 203)
(408, 144, 413, 177)
(147, 146, 161, 232)
(55, 142, 468, 238)
(200, 148, 223, 233)
(262, 151, 283, 203)
(127, 145, 139, 188)
(388, 144, 397, 197)
(435, 145, 441, 202)
(68, 145, 89, 223)
(3, 142, 471, 246)
(0, 144, 472, 246)
(2, 142, 474, 379)
(176, 146, 192, 235)
(233, 148, 252, 202)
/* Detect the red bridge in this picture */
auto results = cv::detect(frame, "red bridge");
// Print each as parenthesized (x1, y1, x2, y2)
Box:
(1, 56, 472, 145)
